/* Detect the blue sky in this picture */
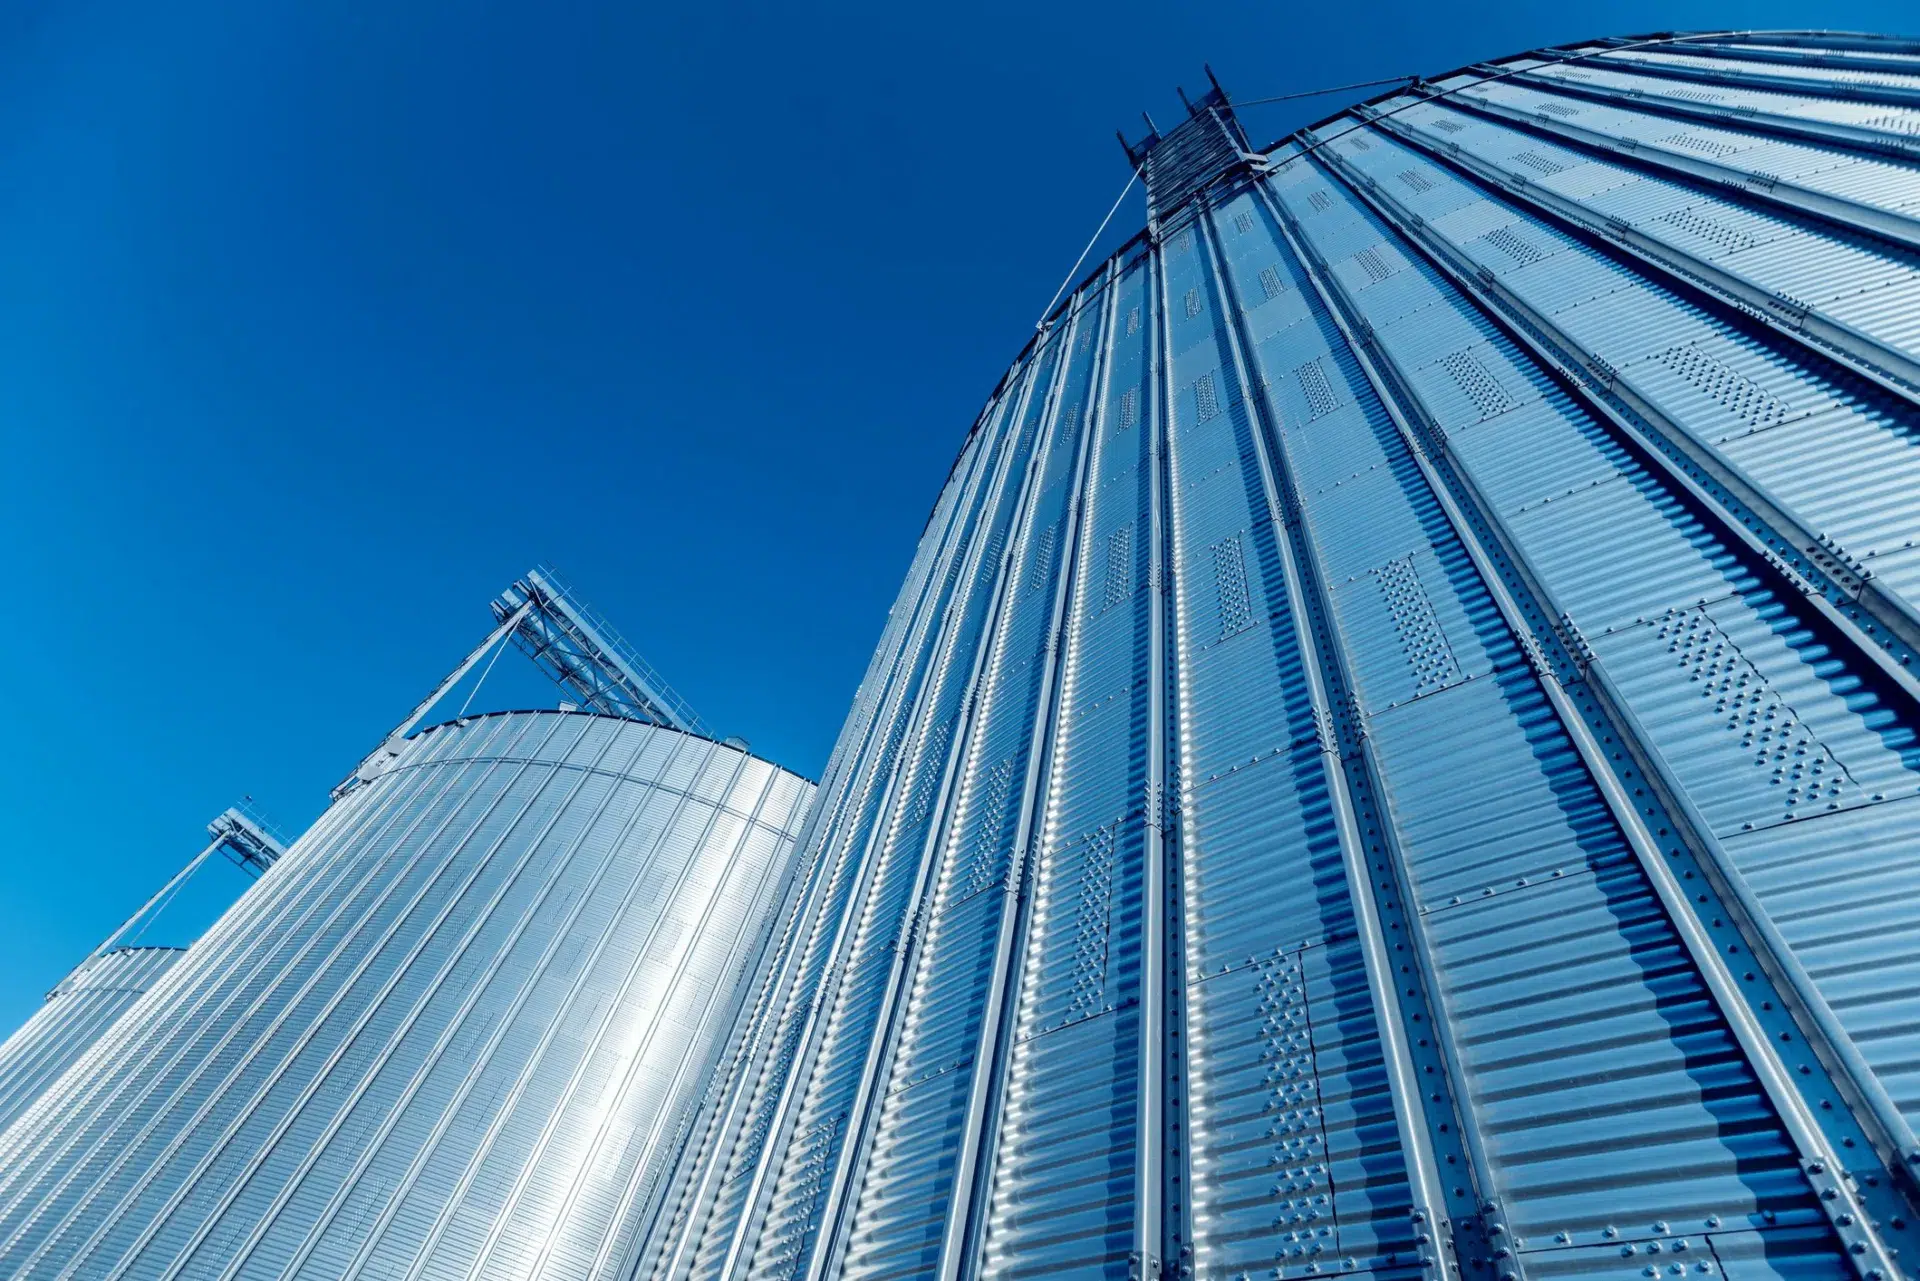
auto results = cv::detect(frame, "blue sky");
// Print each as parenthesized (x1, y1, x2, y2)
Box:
(0, 0, 1910, 1027)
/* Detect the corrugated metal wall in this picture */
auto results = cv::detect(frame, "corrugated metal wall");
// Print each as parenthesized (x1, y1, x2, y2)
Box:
(646, 31, 1920, 1281)
(0, 712, 812, 1281)
(0, 948, 182, 1137)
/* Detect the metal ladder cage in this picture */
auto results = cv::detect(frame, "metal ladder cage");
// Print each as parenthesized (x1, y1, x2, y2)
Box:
(1120, 67, 1256, 230)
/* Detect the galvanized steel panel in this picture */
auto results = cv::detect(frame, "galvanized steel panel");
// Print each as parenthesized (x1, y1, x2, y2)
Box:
(1325, 124, 1920, 637)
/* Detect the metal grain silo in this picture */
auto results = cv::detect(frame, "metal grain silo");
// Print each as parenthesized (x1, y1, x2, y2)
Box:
(0, 704, 813, 1281)
(0, 947, 184, 1138)
(639, 30, 1920, 1281)
(0, 810, 285, 1139)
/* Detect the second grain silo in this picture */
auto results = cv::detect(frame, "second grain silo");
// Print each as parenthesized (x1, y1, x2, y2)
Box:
(0, 571, 816, 1281)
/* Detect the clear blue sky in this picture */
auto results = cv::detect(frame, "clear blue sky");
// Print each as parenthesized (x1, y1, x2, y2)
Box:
(0, 0, 1909, 1028)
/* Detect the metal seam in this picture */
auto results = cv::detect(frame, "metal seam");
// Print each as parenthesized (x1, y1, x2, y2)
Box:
(1204, 187, 1502, 1281)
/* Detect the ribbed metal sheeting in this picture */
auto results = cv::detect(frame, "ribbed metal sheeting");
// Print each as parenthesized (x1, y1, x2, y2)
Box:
(0, 948, 183, 1137)
(0, 711, 812, 1281)
(640, 31, 1920, 1281)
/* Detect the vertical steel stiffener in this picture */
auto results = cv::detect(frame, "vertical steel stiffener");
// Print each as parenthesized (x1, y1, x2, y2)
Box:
(651, 30, 1920, 1281)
